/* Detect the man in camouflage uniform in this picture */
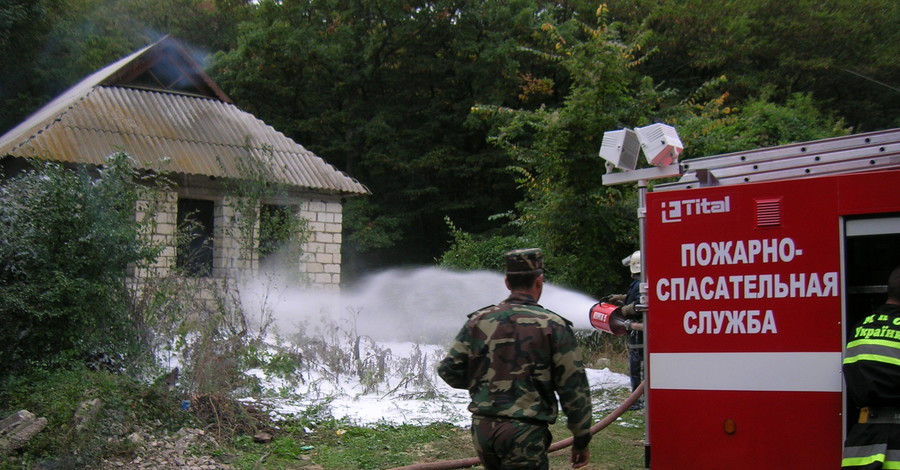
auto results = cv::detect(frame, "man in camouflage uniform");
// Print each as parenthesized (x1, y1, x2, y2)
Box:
(438, 248, 592, 469)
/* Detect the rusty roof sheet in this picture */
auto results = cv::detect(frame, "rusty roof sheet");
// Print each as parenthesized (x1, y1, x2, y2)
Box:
(0, 39, 367, 196)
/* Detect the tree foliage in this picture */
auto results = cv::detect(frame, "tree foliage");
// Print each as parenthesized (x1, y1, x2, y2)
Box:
(0, 0, 250, 134)
(454, 6, 851, 295)
(437, 216, 523, 272)
(0, 154, 162, 374)
(462, 7, 651, 295)
(210, 0, 564, 275)
(672, 90, 851, 158)
(0, 0, 895, 297)
(625, 0, 900, 131)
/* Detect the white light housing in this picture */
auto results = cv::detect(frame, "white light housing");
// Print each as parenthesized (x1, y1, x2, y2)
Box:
(599, 128, 641, 171)
(635, 123, 683, 166)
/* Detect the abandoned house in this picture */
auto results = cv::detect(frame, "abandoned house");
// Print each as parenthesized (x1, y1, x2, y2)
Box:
(0, 36, 369, 290)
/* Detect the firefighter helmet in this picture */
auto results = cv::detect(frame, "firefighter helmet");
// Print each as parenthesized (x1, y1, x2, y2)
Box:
(628, 251, 641, 274)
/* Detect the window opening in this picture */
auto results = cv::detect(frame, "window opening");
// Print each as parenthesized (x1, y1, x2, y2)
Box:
(176, 198, 215, 277)
(258, 204, 296, 273)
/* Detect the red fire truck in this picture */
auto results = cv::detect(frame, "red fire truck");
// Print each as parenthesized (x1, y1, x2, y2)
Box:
(600, 128, 900, 469)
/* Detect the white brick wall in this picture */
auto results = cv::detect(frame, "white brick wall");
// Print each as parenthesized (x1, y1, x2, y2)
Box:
(132, 190, 344, 290)
(134, 189, 177, 278)
(297, 198, 344, 289)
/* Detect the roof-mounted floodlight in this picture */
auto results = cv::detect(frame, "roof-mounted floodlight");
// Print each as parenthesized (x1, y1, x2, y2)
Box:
(598, 123, 684, 185)
(635, 123, 683, 166)
(599, 128, 641, 171)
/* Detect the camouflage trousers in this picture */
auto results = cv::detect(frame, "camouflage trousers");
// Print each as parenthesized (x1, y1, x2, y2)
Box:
(471, 415, 552, 470)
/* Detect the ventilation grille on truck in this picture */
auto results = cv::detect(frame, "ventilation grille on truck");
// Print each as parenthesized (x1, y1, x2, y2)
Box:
(756, 198, 782, 227)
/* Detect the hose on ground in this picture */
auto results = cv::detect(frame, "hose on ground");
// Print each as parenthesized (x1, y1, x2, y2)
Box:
(388, 381, 645, 470)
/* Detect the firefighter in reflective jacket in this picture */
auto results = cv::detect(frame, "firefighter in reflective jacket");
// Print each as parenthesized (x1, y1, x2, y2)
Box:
(843, 266, 900, 469)
(607, 251, 643, 398)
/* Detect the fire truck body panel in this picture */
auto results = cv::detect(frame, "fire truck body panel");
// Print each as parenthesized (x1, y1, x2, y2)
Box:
(649, 390, 840, 465)
(645, 167, 900, 468)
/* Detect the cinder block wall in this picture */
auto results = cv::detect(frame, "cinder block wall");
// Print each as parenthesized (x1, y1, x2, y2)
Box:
(298, 199, 343, 290)
(134, 189, 178, 278)
(214, 195, 252, 277)
(133, 190, 344, 290)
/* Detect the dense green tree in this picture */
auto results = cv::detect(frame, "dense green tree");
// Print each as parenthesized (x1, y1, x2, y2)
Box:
(672, 90, 851, 158)
(461, 7, 653, 295)
(211, 0, 594, 275)
(2, 0, 885, 290)
(456, 6, 851, 296)
(619, 0, 900, 131)
(0, 0, 59, 134)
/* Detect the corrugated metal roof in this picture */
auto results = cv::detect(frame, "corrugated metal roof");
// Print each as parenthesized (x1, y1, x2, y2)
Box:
(0, 38, 368, 196)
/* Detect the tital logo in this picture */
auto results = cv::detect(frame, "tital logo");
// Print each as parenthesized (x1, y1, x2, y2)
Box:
(661, 196, 731, 223)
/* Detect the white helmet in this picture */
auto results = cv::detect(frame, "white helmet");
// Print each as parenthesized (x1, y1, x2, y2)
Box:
(624, 250, 641, 274)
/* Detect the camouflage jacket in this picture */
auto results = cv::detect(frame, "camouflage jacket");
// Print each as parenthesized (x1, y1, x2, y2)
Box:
(438, 292, 593, 448)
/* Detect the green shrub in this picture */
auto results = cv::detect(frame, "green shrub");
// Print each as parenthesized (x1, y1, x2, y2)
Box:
(0, 154, 162, 375)
(437, 216, 523, 272)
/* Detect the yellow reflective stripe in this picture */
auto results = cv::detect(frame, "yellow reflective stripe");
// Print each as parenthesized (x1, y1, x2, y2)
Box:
(843, 353, 900, 367)
(842, 454, 885, 467)
(844, 339, 900, 365)
(842, 449, 900, 468)
(848, 338, 900, 349)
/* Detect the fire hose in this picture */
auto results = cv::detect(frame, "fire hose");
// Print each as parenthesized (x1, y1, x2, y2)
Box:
(388, 381, 645, 470)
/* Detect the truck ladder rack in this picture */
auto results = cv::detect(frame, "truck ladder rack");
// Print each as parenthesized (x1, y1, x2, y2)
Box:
(653, 128, 900, 191)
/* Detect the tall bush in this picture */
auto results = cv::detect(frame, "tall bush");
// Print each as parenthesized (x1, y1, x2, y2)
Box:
(0, 153, 161, 375)
(436, 217, 523, 272)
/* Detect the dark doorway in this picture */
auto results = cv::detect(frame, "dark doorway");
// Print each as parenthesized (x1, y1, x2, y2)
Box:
(843, 214, 900, 433)
(177, 198, 215, 277)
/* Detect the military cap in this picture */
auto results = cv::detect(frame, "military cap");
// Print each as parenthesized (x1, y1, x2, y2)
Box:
(505, 248, 544, 274)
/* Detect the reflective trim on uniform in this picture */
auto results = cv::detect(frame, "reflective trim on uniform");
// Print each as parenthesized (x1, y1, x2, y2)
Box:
(847, 338, 900, 352)
(842, 455, 884, 468)
(842, 446, 900, 469)
(842, 443, 885, 468)
(844, 340, 900, 367)
(887, 449, 900, 470)
(844, 353, 900, 368)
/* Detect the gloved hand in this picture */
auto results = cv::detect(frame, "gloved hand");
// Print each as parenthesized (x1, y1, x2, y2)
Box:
(606, 294, 627, 306)
(621, 302, 637, 318)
